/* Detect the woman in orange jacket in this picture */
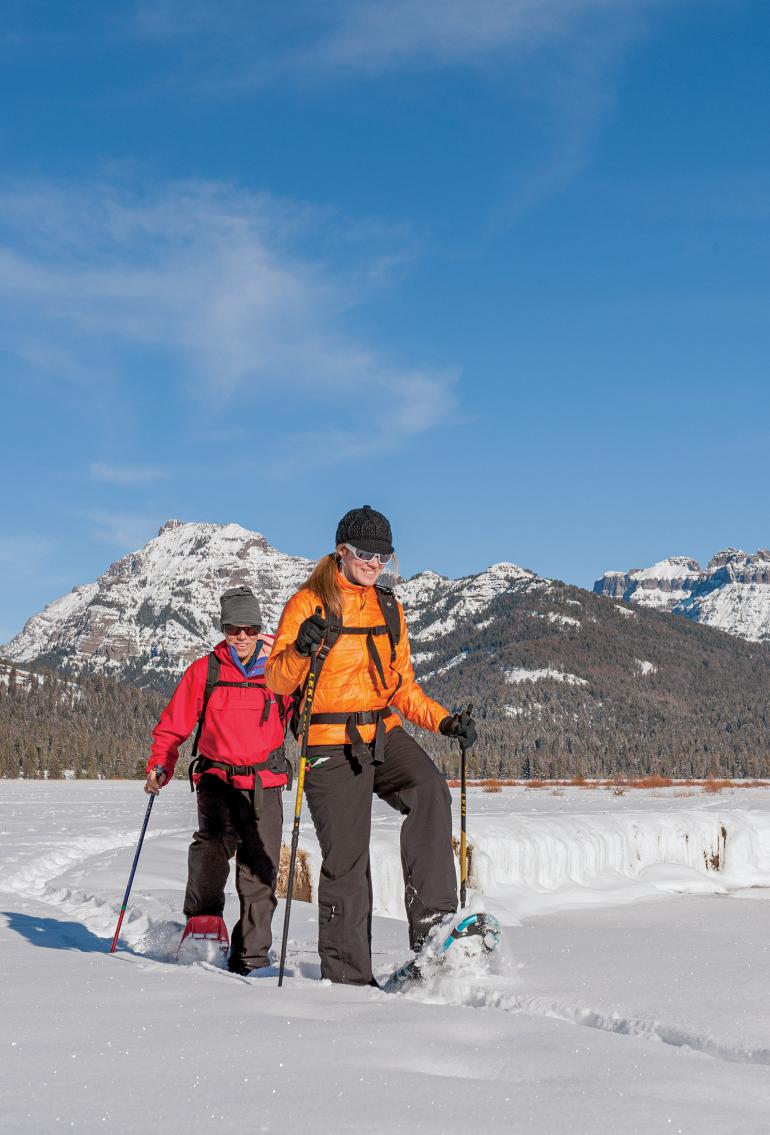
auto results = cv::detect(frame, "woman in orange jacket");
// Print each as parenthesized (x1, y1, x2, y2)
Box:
(265, 505, 477, 986)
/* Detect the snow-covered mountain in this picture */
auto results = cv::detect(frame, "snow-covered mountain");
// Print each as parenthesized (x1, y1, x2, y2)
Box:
(1, 521, 315, 689)
(6, 522, 770, 778)
(1, 520, 545, 691)
(594, 549, 770, 641)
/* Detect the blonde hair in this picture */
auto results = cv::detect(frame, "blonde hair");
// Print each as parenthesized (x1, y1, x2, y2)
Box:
(302, 549, 400, 622)
(303, 554, 343, 622)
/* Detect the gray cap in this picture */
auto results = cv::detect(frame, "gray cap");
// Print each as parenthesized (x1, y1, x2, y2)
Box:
(220, 586, 262, 631)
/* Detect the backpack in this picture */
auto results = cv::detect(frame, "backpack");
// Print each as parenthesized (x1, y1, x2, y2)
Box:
(290, 583, 402, 739)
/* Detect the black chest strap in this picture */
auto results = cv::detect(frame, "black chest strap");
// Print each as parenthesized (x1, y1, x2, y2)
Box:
(191, 653, 284, 757)
(317, 584, 402, 691)
(292, 585, 403, 755)
(188, 652, 291, 813)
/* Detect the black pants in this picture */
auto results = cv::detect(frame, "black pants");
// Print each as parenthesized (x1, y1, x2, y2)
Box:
(183, 776, 283, 972)
(304, 726, 457, 986)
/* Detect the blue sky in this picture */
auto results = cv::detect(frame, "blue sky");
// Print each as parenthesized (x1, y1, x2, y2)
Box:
(2, 0, 769, 641)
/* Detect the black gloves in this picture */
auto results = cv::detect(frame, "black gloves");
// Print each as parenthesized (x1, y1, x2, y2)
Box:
(295, 609, 328, 655)
(440, 708, 477, 748)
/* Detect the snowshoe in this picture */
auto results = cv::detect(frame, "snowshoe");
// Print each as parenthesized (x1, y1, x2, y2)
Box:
(438, 911, 501, 956)
(383, 910, 502, 992)
(176, 915, 229, 963)
(384, 957, 423, 990)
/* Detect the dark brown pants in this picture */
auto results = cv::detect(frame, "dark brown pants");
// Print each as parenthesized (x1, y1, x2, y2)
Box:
(183, 776, 283, 972)
(304, 726, 457, 986)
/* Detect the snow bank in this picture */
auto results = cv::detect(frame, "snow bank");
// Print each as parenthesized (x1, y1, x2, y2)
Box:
(299, 794, 770, 928)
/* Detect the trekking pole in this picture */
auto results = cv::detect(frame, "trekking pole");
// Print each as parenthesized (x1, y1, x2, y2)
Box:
(458, 703, 473, 910)
(110, 793, 155, 953)
(278, 640, 322, 987)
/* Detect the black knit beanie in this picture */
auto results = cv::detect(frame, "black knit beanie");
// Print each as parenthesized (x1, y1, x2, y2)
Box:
(220, 586, 262, 631)
(335, 505, 394, 555)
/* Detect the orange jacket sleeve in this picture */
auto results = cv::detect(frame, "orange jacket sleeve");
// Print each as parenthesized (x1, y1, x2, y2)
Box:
(390, 603, 449, 732)
(264, 589, 316, 695)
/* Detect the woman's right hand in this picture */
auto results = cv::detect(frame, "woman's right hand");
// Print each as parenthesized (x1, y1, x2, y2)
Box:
(295, 609, 328, 655)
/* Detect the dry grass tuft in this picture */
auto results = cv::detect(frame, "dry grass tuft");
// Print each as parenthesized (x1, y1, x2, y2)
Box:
(526, 779, 547, 789)
(627, 775, 673, 789)
(703, 777, 734, 794)
(276, 843, 312, 901)
(483, 779, 503, 793)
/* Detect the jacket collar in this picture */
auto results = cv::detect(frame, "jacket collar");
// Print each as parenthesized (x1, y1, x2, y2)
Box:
(337, 565, 375, 597)
(214, 638, 266, 678)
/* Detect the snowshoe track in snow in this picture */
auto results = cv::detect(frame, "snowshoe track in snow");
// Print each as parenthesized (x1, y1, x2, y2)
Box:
(387, 975, 770, 1069)
(0, 825, 187, 953)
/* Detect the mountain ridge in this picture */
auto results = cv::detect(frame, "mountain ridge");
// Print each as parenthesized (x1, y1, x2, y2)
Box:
(5, 523, 770, 779)
(594, 548, 770, 642)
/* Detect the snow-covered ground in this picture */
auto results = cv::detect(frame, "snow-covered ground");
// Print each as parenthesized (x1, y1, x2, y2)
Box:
(2, 780, 770, 1133)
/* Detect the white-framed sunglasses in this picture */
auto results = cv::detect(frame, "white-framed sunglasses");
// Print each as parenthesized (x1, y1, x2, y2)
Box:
(345, 543, 392, 566)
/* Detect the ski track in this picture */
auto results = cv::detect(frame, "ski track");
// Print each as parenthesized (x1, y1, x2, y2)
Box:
(5, 829, 770, 1075)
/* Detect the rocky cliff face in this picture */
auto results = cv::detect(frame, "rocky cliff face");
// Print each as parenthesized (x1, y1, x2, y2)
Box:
(597, 557, 702, 608)
(594, 549, 770, 642)
(1, 521, 544, 692)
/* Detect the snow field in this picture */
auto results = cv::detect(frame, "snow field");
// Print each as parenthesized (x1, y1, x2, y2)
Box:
(2, 781, 770, 1133)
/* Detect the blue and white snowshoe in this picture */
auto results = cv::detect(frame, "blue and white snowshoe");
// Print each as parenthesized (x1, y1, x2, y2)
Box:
(384, 910, 501, 991)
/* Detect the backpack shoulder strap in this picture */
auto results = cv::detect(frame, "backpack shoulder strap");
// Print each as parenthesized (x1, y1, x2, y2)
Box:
(375, 584, 401, 661)
(191, 652, 220, 759)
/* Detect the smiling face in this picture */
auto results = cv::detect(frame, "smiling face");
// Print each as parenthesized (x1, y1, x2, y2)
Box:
(224, 624, 260, 661)
(337, 544, 387, 588)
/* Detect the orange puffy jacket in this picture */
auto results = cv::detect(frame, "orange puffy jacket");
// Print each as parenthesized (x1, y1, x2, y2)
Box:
(265, 570, 449, 748)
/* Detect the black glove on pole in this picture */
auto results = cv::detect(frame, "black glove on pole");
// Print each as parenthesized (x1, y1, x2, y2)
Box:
(295, 609, 328, 655)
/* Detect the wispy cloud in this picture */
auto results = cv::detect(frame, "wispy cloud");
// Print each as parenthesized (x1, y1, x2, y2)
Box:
(304, 0, 654, 73)
(0, 178, 457, 450)
(129, 0, 662, 75)
(89, 462, 172, 485)
(125, 1, 671, 217)
(308, 0, 664, 224)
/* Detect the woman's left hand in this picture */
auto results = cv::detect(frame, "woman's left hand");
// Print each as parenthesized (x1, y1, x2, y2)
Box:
(439, 710, 477, 748)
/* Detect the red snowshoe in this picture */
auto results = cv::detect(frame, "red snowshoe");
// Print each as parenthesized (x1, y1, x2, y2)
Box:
(177, 915, 229, 961)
